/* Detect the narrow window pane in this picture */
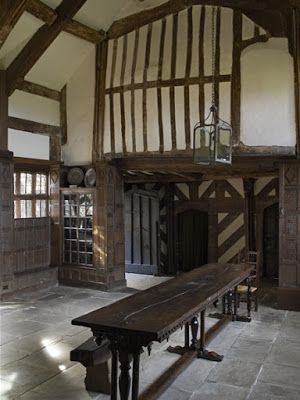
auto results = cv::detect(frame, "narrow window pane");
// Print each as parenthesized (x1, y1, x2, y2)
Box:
(36, 174, 41, 194)
(14, 173, 17, 194)
(20, 173, 32, 194)
(14, 200, 17, 218)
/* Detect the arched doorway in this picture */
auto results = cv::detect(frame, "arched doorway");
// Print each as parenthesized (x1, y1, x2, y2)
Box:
(176, 210, 208, 272)
(263, 203, 279, 283)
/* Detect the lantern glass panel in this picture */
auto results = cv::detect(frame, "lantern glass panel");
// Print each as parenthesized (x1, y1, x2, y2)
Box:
(215, 123, 232, 164)
(193, 125, 214, 164)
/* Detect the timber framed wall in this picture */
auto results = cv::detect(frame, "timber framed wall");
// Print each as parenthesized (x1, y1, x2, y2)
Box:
(97, 5, 279, 158)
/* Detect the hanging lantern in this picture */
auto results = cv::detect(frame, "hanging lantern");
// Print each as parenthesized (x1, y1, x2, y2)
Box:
(193, 7, 233, 165)
(193, 106, 232, 165)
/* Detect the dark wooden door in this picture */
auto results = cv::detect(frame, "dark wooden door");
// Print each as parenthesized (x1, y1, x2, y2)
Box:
(263, 203, 279, 280)
(177, 210, 208, 272)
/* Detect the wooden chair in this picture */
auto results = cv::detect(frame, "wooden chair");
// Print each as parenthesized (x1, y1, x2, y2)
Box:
(237, 251, 259, 317)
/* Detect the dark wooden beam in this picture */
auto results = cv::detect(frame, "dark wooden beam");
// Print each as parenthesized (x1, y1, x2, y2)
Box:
(26, 0, 105, 44)
(93, 40, 108, 161)
(8, 116, 61, 135)
(115, 153, 292, 176)
(293, 8, 300, 157)
(15, 80, 61, 101)
(6, 0, 88, 95)
(0, 70, 8, 150)
(107, 0, 296, 40)
(60, 84, 67, 145)
(0, 0, 28, 49)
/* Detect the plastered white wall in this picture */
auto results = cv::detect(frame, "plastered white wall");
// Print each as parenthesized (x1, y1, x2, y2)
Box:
(62, 47, 95, 166)
(241, 38, 296, 147)
(9, 90, 60, 125)
(8, 130, 49, 160)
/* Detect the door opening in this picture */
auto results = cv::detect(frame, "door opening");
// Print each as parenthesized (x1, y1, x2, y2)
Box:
(176, 210, 208, 272)
(263, 203, 279, 284)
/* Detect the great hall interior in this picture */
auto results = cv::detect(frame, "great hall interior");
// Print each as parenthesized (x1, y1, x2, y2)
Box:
(0, 1, 300, 399)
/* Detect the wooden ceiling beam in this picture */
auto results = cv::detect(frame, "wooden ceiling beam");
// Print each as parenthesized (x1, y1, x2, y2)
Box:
(26, 0, 105, 44)
(15, 79, 61, 101)
(115, 154, 291, 175)
(6, 0, 88, 96)
(108, 0, 297, 39)
(0, 0, 28, 49)
(8, 116, 61, 135)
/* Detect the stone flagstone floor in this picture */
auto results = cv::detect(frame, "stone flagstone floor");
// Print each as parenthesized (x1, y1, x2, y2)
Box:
(0, 273, 300, 400)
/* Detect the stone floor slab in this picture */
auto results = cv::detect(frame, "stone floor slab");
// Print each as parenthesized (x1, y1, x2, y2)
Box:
(190, 382, 249, 400)
(206, 359, 262, 388)
(258, 363, 300, 389)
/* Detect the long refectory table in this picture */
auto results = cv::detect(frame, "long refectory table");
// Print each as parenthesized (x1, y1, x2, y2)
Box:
(72, 263, 252, 400)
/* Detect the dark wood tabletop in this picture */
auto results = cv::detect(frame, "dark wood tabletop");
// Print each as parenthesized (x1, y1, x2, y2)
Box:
(72, 263, 252, 342)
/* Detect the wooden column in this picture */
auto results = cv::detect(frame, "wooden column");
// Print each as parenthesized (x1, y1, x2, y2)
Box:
(94, 162, 126, 289)
(278, 161, 300, 310)
(231, 11, 242, 146)
(293, 8, 300, 157)
(0, 70, 8, 150)
(0, 150, 14, 296)
(60, 84, 67, 146)
(93, 40, 108, 162)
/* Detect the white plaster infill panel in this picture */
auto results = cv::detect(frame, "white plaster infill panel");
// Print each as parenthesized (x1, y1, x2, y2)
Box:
(241, 39, 296, 148)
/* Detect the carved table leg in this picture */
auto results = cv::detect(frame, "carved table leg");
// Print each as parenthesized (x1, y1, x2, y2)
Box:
(119, 351, 133, 400)
(167, 322, 190, 355)
(197, 310, 224, 362)
(232, 286, 238, 321)
(185, 322, 190, 349)
(111, 348, 118, 400)
(208, 295, 227, 320)
(131, 352, 140, 400)
(190, 316, 199, 350)
(227, 289, 233, 315)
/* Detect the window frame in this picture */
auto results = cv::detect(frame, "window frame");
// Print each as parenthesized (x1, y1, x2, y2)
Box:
(14, 170, 49, 219)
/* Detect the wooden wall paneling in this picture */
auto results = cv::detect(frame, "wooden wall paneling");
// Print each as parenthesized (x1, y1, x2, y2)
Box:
(170, 14, 178, 150)
(0, 70, 8, 150)
(231, 11, 242, 146)
(49, 164, 61, 266)
(120, 35, 128, 155)
(157, 18, 166, 153)
(293, 9, 300, 156)
(279, 162, 300, 288)
(60, 85, 67, 146)
(94, 163, 126, 288)
(142, 24, 153, 153)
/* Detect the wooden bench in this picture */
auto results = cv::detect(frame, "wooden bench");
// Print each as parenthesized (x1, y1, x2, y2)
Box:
(70, 337, 111, 394)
